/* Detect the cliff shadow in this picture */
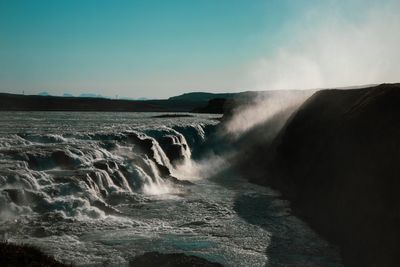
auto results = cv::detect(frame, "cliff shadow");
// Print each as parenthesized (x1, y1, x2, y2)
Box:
(205, 106, 343, 266)
(232, 192, 342, 267)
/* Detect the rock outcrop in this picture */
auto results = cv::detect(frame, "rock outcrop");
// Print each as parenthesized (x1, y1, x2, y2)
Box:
(129, 252, 224, 267)
(0, 242, 71, 267)
(239, 83, 400, 267)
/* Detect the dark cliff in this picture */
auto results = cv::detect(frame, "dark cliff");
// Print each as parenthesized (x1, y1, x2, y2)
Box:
(238, 83, 400, 267)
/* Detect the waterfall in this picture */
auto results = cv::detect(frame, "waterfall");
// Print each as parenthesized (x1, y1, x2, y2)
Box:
(0, 122, 217, 219)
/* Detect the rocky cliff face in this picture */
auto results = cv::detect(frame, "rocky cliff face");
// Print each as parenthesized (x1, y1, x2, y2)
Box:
(238, 84, 400, 267)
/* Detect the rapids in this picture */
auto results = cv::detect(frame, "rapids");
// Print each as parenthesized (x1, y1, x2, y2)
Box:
(0, 112, 342, 266)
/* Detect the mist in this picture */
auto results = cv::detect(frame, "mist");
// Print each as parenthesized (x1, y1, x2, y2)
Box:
(221, 1, 400, 141)
(216, 1, 400, 171)
(249, 0, 400, 91)
(223, 91, 313, 138)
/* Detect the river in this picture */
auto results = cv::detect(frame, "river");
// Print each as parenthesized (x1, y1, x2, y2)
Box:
(0, 112, 342, 266)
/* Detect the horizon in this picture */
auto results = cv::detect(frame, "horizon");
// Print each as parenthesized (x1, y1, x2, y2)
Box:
(1, 0, 399, 98)
(1, 82, 389, 100)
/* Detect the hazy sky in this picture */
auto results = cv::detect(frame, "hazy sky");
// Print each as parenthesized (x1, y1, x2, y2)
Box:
(0, 0, 398, 98)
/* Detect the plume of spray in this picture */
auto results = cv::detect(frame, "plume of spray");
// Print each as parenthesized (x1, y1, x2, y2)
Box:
(175, 92, 313, 182)
(176, 1, 400, 182)
(222, 91, 313, 138)
(224, 0, 399, 140)
(173, 151, 230, 181)
(249, 0, 400, 91)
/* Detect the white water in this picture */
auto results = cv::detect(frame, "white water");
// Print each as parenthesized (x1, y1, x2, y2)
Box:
(0, 112, 342, 266)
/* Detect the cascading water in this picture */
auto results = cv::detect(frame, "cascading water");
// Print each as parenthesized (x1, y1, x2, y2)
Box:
(0, 113, 213, 219)
(0, 111, 343, 267)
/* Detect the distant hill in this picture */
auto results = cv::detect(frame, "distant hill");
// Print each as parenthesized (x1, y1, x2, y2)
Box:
(168, 92, 235, 102)
(0, 90, 320, 113)
(0, 92, 232, 113)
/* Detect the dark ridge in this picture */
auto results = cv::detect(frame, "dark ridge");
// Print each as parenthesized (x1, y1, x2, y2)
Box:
(129, 252, 224, 267)
(151, 114, 194, 118)
(0, 90, 312, 113)
(0, 242, 72, 267)
(192, 98, 228, 114)
(239, 83, 400, 267)
(168, 92, 235, 102)
(0, 93, 223, 112)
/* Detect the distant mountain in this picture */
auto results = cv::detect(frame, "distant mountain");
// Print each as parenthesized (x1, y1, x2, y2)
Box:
(38, 91, 50, 96)
(79, 93, 109, 99)
(63, 93, 74, 97)
(168, 92, 235, 102)
(119, 97, 149, 101)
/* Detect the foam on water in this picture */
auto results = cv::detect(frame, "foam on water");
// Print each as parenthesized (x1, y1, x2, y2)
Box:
(0, 111, 342, 267)
(0, 112, 218, 219)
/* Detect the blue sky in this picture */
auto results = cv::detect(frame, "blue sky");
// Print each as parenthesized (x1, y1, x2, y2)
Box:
(0, 0, 398, 98)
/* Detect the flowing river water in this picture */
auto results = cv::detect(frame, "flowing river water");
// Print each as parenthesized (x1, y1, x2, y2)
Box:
(0, 112, 342, 266)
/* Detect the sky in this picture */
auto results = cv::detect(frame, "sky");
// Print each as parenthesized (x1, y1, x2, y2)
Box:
(0, 0, 399, 98)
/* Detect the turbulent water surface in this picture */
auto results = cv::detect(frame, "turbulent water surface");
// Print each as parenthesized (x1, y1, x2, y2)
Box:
(0, 112, 342, 266)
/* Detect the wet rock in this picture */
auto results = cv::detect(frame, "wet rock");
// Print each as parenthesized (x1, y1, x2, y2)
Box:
(179, 221, 208, 227)
(129, 252, 224, 267)
(156, 162, 171, 177)
(158, 136, 186, 164)
(92, 200, 122, 216)
(151, 114, 194, 118)
(0, 242, 71, 267)
(165, 175, 193, 186)
(51, 150, 79, 169)
(93, 161, 111, 171)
